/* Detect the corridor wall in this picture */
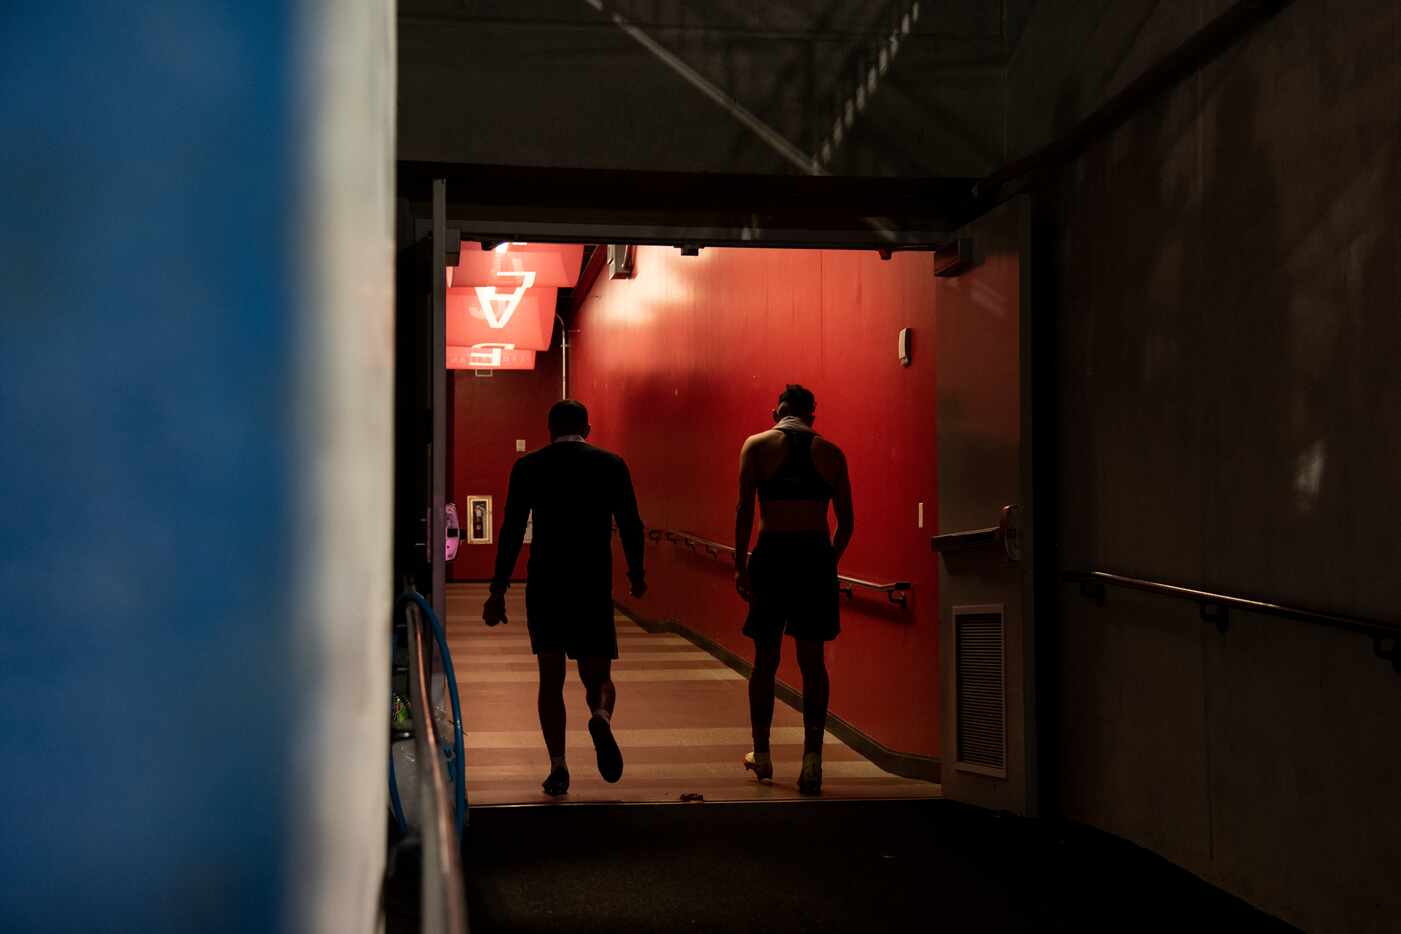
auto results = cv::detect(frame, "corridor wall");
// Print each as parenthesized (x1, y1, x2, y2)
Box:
(1008, 1, 1401, 929)
(448, 340, 563, 581)
(571, 246, 942, 757)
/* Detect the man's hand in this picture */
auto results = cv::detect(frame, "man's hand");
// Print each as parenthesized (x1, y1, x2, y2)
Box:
(482, 592, 508, 627)
(628, 575, 648, 599)
(735, 568, 752, 603)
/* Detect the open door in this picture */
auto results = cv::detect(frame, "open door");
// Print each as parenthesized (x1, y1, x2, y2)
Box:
(393, 179, 455, 704)
(430, 180, 448, 626)
(932, 196, 1038, 815)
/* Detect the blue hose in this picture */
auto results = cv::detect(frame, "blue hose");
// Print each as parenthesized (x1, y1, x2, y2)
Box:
(388, 620, 408, 835)
(390, 590, 467, 843)
(388, 742, 408, 835)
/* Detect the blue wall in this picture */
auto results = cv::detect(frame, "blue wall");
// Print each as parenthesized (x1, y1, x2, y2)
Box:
(1, 6, 296, 930)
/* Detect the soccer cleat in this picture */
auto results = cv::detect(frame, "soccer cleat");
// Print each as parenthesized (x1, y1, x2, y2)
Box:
(743, 751, 774, 783)
(589, 714, 624, 783)
(797, 753, 822, 795)
(542, 765, 570, 797)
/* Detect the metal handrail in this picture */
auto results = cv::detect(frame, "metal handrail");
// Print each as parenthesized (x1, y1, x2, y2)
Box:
(1067, 569, 1401, 673)
(648, 527, 911, 607)
(404, 598, 469, 933)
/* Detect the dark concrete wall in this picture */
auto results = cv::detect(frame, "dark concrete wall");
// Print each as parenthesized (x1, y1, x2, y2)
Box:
(398, 0, 1011, 176)
(1009, 2, 1401, 930)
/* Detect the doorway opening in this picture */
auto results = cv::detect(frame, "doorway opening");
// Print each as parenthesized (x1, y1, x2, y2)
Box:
(395, 169, 1035, 811)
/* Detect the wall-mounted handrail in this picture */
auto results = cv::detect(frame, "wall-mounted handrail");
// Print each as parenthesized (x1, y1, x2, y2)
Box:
(648, 527, 912, 607)
(403, 597, 469, 934)
(1067, 569, 1401, 673)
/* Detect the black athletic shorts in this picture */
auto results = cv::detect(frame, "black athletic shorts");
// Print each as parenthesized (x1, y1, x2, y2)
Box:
(742, 530, 841, 643)
(525, 583, 619, 659)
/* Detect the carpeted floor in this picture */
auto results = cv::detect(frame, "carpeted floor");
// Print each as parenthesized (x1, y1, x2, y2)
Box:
(449, 799, 1298, 933)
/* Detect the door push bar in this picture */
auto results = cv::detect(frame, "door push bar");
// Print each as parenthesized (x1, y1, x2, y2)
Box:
(931, 504, 1021, 563)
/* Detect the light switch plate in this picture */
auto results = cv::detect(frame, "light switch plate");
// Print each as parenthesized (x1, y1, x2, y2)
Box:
(918, 502, 924, 528)
(516, 439, 526, 452)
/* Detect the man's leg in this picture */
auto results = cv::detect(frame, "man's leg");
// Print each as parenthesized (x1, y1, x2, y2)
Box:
(537, 651, 569, 794)
(577, 656, 616, 718)
(578, 656, 623, 782)
(795, 638, 829, 793)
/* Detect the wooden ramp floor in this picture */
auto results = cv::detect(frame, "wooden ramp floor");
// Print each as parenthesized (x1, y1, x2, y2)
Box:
(447, 583, 940, 806)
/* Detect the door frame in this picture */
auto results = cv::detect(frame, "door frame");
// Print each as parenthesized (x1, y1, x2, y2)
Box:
(395, 166, 1052, 809)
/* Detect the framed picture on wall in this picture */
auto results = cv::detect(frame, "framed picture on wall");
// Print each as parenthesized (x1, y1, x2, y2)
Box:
(466, 495, 492, 544)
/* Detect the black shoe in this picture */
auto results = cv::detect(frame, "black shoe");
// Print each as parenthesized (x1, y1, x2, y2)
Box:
(797, 754, 822, 796)
(588, 714, 624, 783)
(542, 765, 570, 797)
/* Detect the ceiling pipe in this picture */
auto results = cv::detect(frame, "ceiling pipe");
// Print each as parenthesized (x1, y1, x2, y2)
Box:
(556, 313, 568, 401)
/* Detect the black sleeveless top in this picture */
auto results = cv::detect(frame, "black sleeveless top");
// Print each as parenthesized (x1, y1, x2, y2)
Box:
(757, 428, 833, 504)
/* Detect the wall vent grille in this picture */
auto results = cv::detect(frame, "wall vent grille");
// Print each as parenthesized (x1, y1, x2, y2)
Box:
(954, 607, 1006, 777)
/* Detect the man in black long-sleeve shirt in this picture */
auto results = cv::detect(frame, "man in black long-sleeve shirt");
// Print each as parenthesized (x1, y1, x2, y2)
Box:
(483, 399, 646, 796)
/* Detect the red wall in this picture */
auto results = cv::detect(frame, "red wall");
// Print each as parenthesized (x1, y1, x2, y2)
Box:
(448, 340, 562, 581)
(572, 246, 942, 757)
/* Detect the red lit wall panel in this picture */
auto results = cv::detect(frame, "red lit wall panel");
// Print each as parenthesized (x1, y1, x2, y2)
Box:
(572, 245, 942, 757)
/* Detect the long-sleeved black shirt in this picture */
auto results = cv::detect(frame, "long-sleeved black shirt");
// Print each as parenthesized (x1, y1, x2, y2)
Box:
(490, 440, 645, 612)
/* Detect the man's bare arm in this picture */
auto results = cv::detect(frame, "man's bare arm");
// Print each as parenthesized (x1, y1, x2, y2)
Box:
(482, 459, 531, 625)
(830, 448, 854, 564)
(489, 460, 531, 593)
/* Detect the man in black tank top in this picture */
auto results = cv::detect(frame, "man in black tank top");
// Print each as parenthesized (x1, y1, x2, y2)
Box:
(482, 400, 647, 796)
(734, 385, 854, 794)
